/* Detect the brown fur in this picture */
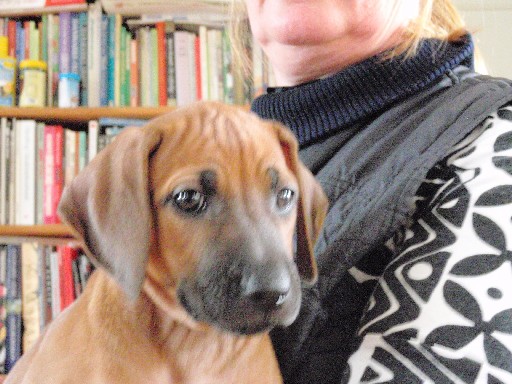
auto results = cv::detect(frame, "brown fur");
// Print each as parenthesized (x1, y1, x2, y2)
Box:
(6, 102, 327, 384)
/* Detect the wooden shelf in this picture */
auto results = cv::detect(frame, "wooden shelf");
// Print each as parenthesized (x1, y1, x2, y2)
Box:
(0, 224, 74, 244)
(0, 106, 177, 123)
(0, 3, 88, 17)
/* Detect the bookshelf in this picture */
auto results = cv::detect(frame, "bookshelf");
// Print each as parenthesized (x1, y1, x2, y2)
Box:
(0, 1, 258, 375)
(0, 0, 255, 244)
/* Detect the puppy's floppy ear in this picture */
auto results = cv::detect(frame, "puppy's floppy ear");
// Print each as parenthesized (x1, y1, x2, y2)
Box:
(58, 126, 162, 300)
(273, 123, 328, 286)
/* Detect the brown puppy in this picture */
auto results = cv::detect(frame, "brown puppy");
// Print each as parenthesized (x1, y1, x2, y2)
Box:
(5, 102, 328, 384)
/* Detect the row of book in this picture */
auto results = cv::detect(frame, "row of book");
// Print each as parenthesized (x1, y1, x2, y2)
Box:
(0, 3, 268, 108)
(0, 243, 94, 373)
(0, 116, 145, 226)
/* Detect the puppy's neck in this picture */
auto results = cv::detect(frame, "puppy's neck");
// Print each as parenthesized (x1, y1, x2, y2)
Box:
(139, 276, 276, 381)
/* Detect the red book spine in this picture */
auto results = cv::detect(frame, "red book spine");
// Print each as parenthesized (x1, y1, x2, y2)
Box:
(195, 35, 201, 101)
(129, 38, 139, 107)
(156, 22, 167, 107)
(23, 21, 30, 59)
(45, 0, 85, 5)
(58, 246, 78, 311)
(7, 21, 16, 58)
(43, 125, 64, 224)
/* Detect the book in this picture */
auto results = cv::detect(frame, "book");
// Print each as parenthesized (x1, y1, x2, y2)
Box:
(100, 13, 109, 107)
(8, 118, 15, 225)
(47, 13, 60, 107)
(0, 118, 10, 225)
(43, 125, 64, 224)
(70, 12, 80, 75)
(35, 122, 45, 225)
(174, 30, 196, 106)
(129, 37, 139, 107)
(156, 21, 167, 106)
(41, 246, 53, 328)
(58, 246, 78, 311)
(59, 12, 71, 74)
(21, 242, 41, 353)
(64, 128, 77, 187)
(78, 12, 88, 106)
(87, 119, 99, 163)
(5, 244, 21, 373)
(87, 1, 102, 107)
(0, 246, 7, 374)
(0, 0, 44, 11)
(45, 0, 85, 7)
(14, 119, 37, 225)
(49, 248, 60, 319)
(165, 24, 177, 106)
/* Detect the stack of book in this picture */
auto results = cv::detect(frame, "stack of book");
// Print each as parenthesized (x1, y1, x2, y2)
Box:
(0, 116, 146, 225)
(0, 242, 94, 373)
(0, 1, 267, 108)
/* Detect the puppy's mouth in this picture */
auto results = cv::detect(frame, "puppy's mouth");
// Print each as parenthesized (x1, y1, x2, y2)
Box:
(177, 275, 301, 335)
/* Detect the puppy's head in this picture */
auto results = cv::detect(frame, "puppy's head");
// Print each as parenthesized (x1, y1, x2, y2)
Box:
(58, 102, 327, 335)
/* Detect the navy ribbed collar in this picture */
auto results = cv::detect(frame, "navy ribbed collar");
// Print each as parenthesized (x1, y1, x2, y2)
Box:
(251, 35, 474, 148)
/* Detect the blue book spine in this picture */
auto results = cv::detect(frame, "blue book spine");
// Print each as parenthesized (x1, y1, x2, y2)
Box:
(107, 14, 116, 107)
(78, 12, 88, 106)
(100, 14, 109, 106)
(15, 22, 24, 62)
(70, 13, 80, 75)
(5, 245, 21, 373)
(59, 12, 72, 74)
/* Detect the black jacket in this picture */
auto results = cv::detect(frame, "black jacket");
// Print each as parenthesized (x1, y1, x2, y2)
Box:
(251, 35, 512, 383)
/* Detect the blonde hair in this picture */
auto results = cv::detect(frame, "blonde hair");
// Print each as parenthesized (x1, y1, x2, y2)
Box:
(228, 0, 468, 76)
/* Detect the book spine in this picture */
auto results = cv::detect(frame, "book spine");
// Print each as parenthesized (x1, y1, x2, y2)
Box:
(78, 12, 88, 106)
(8, 119, 15, 225)
(14, 120, 36, 225)
(165, 27, 176, 106)
(87, 2, 102, 107)
(64, 128, 76, 187)
(7, 20, 16, 58)
(87, 119, 98, 163)
(58, 246, 77, 311)
(156, 22, 167, 106)
(174, 30, 192, 107)
(5, 244, 21, 373)
(59, 12, 71, 74)
(43, 125, 63, 224)
(16, 21, 25, 62)
(150, 27, 158, 106)
(113, 13, 122, 107)
(48, 14, 60, 107)
(35, 122, 45, 225)
(100, 14, 109, 107)
(107, 14, 115, 106)
(129, 38, 139, 107)
(70, 12, 80, 75)
(49, 248, 60, 319)
(199, 25, 208, 101)
(21, 242, 41, 353)
(46, 0, 85, 5)
(0, 246, 7, 374)
(0, 118, 9, 225)
(42, 246, 53, 327)
(78, 131, 87, 172)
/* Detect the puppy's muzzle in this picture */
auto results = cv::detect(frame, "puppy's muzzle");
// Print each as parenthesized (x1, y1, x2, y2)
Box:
(178, 236, 302, 335)
(241, 260, 292, 311)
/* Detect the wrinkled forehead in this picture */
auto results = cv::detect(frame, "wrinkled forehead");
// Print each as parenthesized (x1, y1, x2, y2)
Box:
(148, 104, 291, 185)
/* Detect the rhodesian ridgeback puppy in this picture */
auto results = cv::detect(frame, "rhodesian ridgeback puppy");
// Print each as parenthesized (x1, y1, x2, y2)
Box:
(6, 102, 327, 384)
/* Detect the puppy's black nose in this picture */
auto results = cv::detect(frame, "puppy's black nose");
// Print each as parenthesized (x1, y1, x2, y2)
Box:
(241, 263, 291, 310)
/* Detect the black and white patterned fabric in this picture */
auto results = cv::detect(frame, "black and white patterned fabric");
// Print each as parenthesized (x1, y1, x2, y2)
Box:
(342, 105, 512, 383)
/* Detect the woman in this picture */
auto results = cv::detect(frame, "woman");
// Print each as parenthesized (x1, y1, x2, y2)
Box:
(230, 1, 512, 383)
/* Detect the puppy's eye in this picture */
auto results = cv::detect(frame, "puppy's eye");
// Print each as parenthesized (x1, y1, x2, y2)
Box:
(172, 189, 208, 215)
(276, 188, 296, 213)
